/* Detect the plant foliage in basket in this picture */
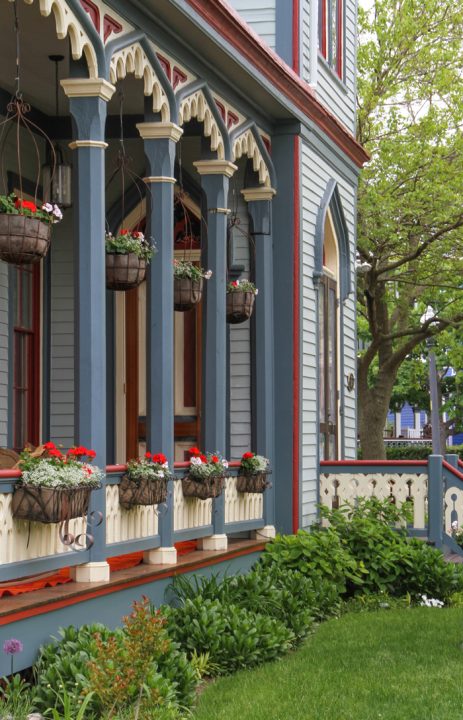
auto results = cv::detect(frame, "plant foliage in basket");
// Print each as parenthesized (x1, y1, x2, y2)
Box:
(0, 194, 63, 224)
(119, 451, 171, 508)
(182, 447, 229, 500)
(236, 451, 271, 493)
(174, 258, 212, 281)
(227, 279, 258, 295)
(105, 229, 155, 261)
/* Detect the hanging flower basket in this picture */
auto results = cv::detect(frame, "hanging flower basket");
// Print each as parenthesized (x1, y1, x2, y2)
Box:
(12, 443, 102, 524)
(174, 260, 211, 311)
(226, 280, 257, 324)
(105, 230, 154, 291)
(236, 452, 271, 493)
(0, 197, 62, 265)
(174, 277, 203, 311)
(182, 474, 225, 500)
(106, 252, 147, 291)
(12, 484, 95, 524)
(119, 452, 170, 508)
(182, 447, 228, 499)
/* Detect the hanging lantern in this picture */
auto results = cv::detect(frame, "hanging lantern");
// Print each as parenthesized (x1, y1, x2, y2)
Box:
(42, 55, 72, 209)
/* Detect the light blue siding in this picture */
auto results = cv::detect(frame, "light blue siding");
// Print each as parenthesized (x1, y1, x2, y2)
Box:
(226, 0, 276, 49)
(0, 262, 8, 447)
(300, 138, 357, 526)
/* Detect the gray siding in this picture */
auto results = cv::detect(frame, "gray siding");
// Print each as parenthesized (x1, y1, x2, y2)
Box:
(301, 0, 357, 133)
(0, 262, 8, 447)
(229, 182, 252, 459)
(49, 212, 74, 449)
(300, 138, 357, 526)
(226, 0, 276, 49)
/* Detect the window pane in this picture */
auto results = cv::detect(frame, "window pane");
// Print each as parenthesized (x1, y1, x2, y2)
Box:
(328, 287, 337, 421)
(331, 0, 338, 70)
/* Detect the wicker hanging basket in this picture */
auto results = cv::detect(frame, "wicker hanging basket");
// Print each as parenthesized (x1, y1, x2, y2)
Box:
(174, 277, 203, 311)
(12, 484, 95, 524)
(0, 215, 51, 265)
(226, 291, 255, 324)
(106, 252, 146, 291)
(236, 472, 271, 494)
(118, 474, 168, 509)
(182, 474, 224, 500)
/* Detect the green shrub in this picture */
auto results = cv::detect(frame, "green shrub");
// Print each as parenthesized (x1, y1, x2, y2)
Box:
(392, 539, 463, 601)
(342, 593, 412, 613)
(165, 597, 294, 675)
(260, 526, 361, 593)
(358, 444, 463, 460)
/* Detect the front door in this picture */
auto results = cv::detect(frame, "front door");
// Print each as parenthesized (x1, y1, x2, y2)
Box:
(319, 275, 338, 460)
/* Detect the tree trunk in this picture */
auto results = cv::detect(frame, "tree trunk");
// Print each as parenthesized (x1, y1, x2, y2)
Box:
(358, 363, 397, 460)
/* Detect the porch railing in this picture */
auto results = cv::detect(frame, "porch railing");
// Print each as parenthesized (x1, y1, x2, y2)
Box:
(0, 462, 268, 583)
(320, 454, 463, 556)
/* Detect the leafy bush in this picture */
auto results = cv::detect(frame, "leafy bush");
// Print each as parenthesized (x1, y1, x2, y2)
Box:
(342, 593, 412, 613)
(392, 540, 463, 601)
(33, 604, 197, 717)
(260, 526, 362, 593)
(165, 597, 294, 675)
(358, 444, 463, 460)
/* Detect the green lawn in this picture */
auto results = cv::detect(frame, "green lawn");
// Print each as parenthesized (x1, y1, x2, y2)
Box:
(194, 608, 463, 720)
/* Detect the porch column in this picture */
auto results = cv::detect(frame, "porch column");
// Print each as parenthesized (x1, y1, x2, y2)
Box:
(194, 159, 237, 551)
(244, 187, 277, 540)
(62, 78, 115, 582)
(137, 121, 183, 565)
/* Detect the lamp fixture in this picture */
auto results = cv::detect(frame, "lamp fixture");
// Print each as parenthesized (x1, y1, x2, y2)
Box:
(42, 54, 72, 208)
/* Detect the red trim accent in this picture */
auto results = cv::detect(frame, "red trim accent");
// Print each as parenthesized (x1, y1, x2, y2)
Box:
(227, 111, 239, 129)
(292, 0, 300, 73)
(459, 459, 463, 469)
(262, 136, 272, 154)
(156, 54, 172, 81)
(173, 66, 188, 89)
(183, 0, 369, 167)
(320, 0, 327, 58)
(215, 99, 226, 121)
(336, 0, 343, 78)
(0, 461, 242, 480)
(0, 544, 266, 626)
(103, 15, 123, 43)
(80, 0, 100, 33)
(292, 136, 300, 533)
(320, 460, 428, 466)
(443, 460, 463, 481)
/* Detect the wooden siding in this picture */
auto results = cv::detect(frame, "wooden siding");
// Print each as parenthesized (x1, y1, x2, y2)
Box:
(229, 183, 252, 459)
(226, 0, 276, 49)
(0, 262, 8, 447)
(302, 0, 357, 133)
(300, 139, 357, 526)
(49, 213, 74, 449)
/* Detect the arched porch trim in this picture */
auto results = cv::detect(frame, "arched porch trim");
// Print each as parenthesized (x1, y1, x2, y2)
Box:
(176, 80, 230, 161)
(313, 179, 351, 301)
(230, 121, 276, 190)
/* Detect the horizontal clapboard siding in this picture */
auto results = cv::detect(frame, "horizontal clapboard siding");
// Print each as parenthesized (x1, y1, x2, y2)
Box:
(301, 0, 357, 133)
(300, 139, 357, 527)
(49, 213, 74, 449)
(229, 182, 252, 459)
(0, 262, 8, 447)
(226, 0, 276, 49)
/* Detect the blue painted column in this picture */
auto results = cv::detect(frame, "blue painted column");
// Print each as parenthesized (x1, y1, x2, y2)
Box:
(62, 78, 115, 582)
(137, 121, 183, 565)
(245, 188, 277, 537)
(194, 160, 237, 551)
(428, 454, 444, 548)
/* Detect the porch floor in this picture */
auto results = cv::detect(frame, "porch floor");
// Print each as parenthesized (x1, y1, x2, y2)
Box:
(0, 539, 266, 626)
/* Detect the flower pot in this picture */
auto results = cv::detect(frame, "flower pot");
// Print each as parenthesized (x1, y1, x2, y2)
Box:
(182, 474, 224, 500)
(226, 291, 255, 324)
(12, 484, 96, 524)
(106, 252, 146, 291)
(174, 277, 203, 311)
(236, 472, 271, 494)
(118, 474, 168, 509)
(0, 214, 51, 264)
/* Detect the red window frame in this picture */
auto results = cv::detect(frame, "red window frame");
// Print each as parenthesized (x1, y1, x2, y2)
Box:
(318, 0, 344, 80)
(13, 264, 41, 451)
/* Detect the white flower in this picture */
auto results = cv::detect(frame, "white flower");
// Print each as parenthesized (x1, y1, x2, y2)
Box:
(204, 270, 213, 279)
(162, 462, 169, 469)
(42, 202, 53, 213)
(255, 288, 259, 295)
(222, 460, 229, 468)
(452, 520, 458, 530)
(52, 205, 63, 221)
(190, 456, 203, 466)
(420, 594, 444, 608)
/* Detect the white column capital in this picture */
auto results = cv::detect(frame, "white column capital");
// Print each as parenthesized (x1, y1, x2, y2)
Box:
(193, 160, 238, 178)
(136, 122, 184, 142)
(143, 176, 177, 184)
(61, 78, 116, 102)
(241, 187, 276, 202)
(69, 140, 108, 150)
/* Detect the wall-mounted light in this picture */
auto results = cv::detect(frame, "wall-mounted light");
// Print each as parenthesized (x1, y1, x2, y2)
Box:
(42, 55, 72, 209)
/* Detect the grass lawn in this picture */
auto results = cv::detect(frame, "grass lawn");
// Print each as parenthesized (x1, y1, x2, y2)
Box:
(194, 608, 463, 720)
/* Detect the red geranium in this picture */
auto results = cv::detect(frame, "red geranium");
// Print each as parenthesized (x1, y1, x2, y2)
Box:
(242, 452, 255, 460)
(188, 446, 201, 457)
(211, 455, 219, 463)
(15, 198, 37, 213)
(120, 229, 129, 235)
(43, 441, 56, 451)
(145, 451, 152, 460)
(152, 453, 167, 465)
(48, 448, 63, 459)
(87, 449, 96, 460)
(200, 454, 207, 463)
